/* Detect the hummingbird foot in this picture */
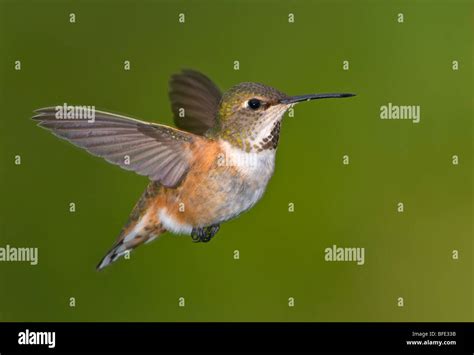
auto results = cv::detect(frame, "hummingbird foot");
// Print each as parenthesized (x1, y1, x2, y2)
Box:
(191, 224, 220, 243)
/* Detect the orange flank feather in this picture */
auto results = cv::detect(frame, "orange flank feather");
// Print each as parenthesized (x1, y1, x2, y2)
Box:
(156, 138, 235, 226)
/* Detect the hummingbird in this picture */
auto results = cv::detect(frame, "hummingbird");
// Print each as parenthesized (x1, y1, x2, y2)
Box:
(33, 70, 355, 270)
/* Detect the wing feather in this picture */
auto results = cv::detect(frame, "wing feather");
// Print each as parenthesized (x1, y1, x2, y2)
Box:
(33, 107, 196, 187)
(169, 69, 222, 135)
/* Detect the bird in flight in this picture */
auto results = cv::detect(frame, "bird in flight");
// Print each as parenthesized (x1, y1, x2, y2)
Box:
(33, 70, 355, 270)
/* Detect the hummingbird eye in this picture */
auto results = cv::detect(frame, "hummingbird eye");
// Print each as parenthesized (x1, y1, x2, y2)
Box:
(247, 98, 261, 110)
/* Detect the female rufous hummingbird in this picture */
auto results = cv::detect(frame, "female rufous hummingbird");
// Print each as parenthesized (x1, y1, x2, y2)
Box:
(33, 70, 355, 270)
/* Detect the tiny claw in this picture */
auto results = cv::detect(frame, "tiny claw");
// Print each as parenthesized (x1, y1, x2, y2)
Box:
(191, 224, 220, 243)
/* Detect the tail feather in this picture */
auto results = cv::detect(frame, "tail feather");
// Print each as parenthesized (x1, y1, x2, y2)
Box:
(96, 232, 161, 271)
(96, 182, 164, 271)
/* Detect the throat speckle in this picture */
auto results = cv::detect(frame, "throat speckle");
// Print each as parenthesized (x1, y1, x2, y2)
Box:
(258, 121, 280, 151)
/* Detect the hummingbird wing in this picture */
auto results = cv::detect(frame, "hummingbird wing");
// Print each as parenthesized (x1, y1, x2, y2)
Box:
(169, 69, 222, 135)
(33, 108, 195, 188)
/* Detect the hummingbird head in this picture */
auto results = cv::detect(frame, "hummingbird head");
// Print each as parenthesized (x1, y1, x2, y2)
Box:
(215, 82, 354, 152)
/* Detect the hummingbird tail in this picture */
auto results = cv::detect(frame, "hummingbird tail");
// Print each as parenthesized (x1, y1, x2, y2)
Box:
(96, 182, 165, 271)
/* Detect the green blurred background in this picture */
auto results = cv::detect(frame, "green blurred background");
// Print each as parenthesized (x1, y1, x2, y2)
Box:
(0, 0, 472, 321)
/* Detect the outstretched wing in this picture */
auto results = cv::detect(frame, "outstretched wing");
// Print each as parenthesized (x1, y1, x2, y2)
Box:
(33, 108, 195, 188)
(169, 69, 222, 135)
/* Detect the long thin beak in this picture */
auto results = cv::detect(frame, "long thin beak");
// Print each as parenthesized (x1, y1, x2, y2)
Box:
(280, 93, 356, 104)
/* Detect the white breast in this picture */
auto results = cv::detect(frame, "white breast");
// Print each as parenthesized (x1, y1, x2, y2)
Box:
(220, 140, 276, 213)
